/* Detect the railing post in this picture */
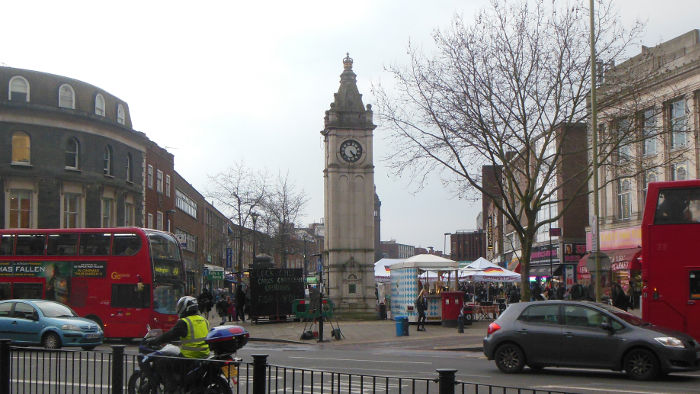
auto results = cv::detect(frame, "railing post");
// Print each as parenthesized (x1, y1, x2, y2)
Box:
(252, 354, 268, 394)
(111, 345, 125, 394)
(436, 369, 456, 394)
(0, 340, 10, 394)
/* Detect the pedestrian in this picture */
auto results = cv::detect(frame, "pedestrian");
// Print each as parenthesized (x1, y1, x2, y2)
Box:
(612, 282, 628, 311)
(216, 296, 229, 325)
(235, 285, 246, 322)
(197, 288, 213, 319)
(227, 296, 235, 322)
(415, 287, 427, 331)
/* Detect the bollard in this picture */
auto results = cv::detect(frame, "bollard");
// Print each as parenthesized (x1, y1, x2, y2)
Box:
(436, 369, 457, 394)
(252, 354, 268, 394)
(111, 345, 125, 394)
(457, 314, 464, 333)
(1, 340, 10, 394)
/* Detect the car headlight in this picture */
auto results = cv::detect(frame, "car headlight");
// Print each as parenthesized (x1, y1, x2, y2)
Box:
(654, 336, 684, 348)
(61, 324, 81, 331)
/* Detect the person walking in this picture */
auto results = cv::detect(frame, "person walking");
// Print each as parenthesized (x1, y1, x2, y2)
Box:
(612, 282, 629, 311)
(235, 285, 246, 322)
(197, 288, 213, 319)
(216, 296, 229, 325)
(415, 287, 428, 331)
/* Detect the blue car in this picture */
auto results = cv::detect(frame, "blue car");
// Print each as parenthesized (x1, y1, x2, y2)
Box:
(0, 299, 103, 350)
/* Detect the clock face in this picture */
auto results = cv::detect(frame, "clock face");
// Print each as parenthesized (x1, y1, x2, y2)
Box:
(340, 139, 363, 163)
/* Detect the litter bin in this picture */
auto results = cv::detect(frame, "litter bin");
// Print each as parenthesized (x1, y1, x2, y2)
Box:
(378, 303, 387, 320)
(462, 305, 474, 326)
(394, 316, 409, 336)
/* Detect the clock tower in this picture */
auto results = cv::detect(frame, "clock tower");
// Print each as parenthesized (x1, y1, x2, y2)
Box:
(322, 54, 376, 315)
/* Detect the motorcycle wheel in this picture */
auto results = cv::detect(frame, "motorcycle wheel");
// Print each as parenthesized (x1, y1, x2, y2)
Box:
(204, 376, 233, 394)
(128, 370, 162, 394)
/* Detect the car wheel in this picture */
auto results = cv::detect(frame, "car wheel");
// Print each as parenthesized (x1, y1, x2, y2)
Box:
(43, 332, 61, 349)
(624, 348, 659, 381)
(494, 343, 525, 373)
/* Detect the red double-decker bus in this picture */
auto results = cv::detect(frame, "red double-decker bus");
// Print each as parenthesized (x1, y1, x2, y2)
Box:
(642, 180, 700, 340)
(0, 227, 184, 338)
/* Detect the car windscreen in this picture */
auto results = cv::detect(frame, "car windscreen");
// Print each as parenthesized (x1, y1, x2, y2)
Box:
(35, 301, 78, 318)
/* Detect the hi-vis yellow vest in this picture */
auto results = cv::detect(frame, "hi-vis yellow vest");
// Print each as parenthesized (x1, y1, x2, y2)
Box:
(179, 315, 210, 359)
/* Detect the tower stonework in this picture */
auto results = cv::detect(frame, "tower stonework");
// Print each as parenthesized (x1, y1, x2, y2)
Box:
(322, 54, 376, 316)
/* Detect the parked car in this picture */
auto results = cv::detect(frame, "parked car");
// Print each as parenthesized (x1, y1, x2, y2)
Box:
(483, 300, 700, 380)
(0, 299, 103, 350)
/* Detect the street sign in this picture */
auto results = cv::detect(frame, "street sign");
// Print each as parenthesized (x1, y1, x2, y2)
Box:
(226, 248, 232, 269)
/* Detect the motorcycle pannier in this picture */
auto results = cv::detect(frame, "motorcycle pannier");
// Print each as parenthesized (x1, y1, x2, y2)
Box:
(205, 325, 249, 354)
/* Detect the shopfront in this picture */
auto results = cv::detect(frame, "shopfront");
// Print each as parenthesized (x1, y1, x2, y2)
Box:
(582, 226, 641, 299)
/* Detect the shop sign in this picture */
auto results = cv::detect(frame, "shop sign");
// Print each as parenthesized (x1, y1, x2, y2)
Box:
(209, 270, 224, 280)
(611, 261, 629, 271)
(530, 244, 560, 265)
(487, 216, 493, 251)
(586, 226, 641, 250)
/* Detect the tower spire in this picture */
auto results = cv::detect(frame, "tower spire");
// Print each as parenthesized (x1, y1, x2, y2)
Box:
(323, 53, 375, 130)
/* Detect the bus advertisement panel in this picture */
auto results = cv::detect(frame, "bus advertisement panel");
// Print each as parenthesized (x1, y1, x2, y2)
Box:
(642, 180, 700, 341)
(0, 228, 185, 338)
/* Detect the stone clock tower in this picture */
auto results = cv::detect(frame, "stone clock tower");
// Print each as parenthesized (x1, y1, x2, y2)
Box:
(322, 54, 376, 315)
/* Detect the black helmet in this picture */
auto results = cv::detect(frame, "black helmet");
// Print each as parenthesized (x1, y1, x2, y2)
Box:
(176, 296, 198, 317)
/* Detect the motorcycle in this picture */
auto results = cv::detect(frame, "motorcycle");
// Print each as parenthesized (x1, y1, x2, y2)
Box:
(127, 325, 249, 394)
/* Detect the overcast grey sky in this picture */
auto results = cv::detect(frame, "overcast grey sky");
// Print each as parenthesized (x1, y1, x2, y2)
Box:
(3, 0, 697, 252)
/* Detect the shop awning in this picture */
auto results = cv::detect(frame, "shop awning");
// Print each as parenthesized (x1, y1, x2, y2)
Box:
(579, 247, 641, 272)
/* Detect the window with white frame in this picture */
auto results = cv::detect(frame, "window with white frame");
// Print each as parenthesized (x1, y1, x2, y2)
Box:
(642, 171, 657, 206)
(147, 165, 154, 189)
(65, 137, 79, 169)
(101, 198, 114, 227)
(670, 99, 687, 149)
(95, 94, 105, 116)
(117, 104, 125, 125)
(175, 190, 197, 218)
(58, 84, 75, 109)
(672, 163, 688, 181)
(157, 170, 163, 194)
(11, 131, 31, 165)
(642, 108, 656, 155)
(124, 202, 134, 226)
(617, 179, 632, 220)
(8, 189, 32, 228)
(157, 211, 164, 230)
(126, 153, 133, 182)
(147, 213, 154, 229)
(103, 145, 113, 176)
(9, 76, 29, 102)
(63, 193, 81, 228)
(165, 175, 171, 197)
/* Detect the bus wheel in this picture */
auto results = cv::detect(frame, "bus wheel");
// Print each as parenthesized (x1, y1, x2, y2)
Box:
(43, 332, 62, 349)
(85, 315, 104, 330)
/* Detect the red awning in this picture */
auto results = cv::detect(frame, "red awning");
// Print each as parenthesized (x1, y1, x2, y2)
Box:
(578, 247, 642, 272)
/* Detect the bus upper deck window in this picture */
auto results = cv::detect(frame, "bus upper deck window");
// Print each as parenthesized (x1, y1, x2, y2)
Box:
(79, 233, 111, 256)
(113, 233, 141, 256)
(47, 233, 78, 256)
(15, 234, 46, 256)
(0, 235, 14, 255)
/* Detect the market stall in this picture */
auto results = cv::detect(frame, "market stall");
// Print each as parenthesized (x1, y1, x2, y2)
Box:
(389, 254, 460, 323)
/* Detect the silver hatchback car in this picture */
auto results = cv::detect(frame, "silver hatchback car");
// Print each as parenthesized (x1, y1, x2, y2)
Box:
(483, 300, 700, 380)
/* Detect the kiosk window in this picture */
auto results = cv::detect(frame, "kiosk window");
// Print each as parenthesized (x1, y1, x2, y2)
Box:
(690, 271, 700, 300)
(111, 284, 150, 308)
(80, 233, 111, 256)
(0, 235, 13, 255)
(15, 234, 45, 256)
(47, 234, 78, 256)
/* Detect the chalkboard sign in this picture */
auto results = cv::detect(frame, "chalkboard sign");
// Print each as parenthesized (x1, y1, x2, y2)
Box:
(249, 268, 304, 319)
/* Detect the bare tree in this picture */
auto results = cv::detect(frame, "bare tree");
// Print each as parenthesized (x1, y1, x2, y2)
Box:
(207, 162, 268, 276)
(262, 172, 309, 267)
(372, 0, 666, 300)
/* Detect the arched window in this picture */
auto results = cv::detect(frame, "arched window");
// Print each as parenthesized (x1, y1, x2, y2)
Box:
(9, 76, 30, 102)
(58, 84, 75, 109)
(126, 153, 133, 182)
(103, 145, 113, 176)
(11, 132, 31, 165)
(117, 104, 125, 125)
(95, 93, 105, 116)
(65, 137, 79, 169)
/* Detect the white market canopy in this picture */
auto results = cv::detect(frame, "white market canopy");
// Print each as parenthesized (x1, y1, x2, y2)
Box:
(459, 257, 520, 282)
(374, 258, 404, 279)
(389, 254, 459, 271)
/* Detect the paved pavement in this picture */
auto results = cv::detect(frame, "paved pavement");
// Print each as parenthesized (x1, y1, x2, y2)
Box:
(206, 314, 490, 350)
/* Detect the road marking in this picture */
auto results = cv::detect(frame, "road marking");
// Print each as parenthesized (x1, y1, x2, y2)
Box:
(288, 356, 432, 364)
(536, 385, 673, 394)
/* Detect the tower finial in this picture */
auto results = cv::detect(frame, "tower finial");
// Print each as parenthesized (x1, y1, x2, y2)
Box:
(343, 52, 353, 70)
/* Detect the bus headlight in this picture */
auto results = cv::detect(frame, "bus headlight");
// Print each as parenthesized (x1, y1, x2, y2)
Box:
(61, 324, 81, 331)
(654, 336, 684, 348)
